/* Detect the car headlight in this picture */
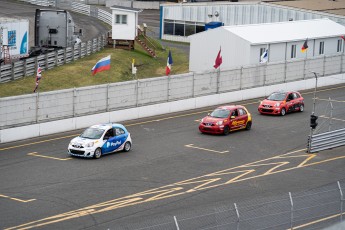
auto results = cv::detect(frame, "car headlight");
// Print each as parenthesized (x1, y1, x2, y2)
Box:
(201, 118, 204, 123)
(275, 102, 281, 107)
(69, 141, 75, 146)
(86, 142, 94, 147)
(216, 120, 223, 126)
(260, 101, 263, 105)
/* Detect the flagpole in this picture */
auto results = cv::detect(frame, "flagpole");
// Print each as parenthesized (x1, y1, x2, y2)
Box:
(217, 67, 220, 94)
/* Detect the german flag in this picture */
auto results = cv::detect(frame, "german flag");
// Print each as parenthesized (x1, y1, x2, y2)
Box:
(301, 39, 308, 53)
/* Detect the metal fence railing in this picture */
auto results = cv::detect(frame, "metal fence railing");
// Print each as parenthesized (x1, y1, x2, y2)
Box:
(111, 180, 345, 230)
(0, 36, 106, 83)
(309, 128, 345, 153)
(0, 0, 112, 83)
(1, 53, 345, 129)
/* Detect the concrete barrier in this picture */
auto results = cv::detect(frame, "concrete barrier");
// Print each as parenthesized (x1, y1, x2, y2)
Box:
(1, 73, 344, 143)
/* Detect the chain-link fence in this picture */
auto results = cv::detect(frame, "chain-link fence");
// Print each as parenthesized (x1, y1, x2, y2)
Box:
(112, 180, 345, 230)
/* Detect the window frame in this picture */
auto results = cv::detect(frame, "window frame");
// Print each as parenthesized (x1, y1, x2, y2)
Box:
(115, 14, 127, 25)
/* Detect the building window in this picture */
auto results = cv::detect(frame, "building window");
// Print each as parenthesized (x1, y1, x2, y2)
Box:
(174, 23, 184, 36)
(291, 45, 296, 58)
(115, 14, 127, 24)
(337, 39, 342, 52)
(185, 24, 196, 36)
(259, 48, 266, 61)
(319, 41, 324, 55)
(164, 21, 174, 35)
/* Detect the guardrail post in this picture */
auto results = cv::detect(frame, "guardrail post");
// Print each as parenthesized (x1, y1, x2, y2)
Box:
(234, 203, 240, 230)
(11, 62, 14, 81)
(338, 181, 344, 222)
(63, 48, 67, 64)
(173, 216, 180, 230)
(45, 53, 48, 69)
(23, 58, 27, 77)
(54, 50, 58, 67)
(78, 43, 82, 59)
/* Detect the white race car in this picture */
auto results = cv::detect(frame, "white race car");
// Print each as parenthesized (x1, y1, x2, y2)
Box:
(68, 123, 132, 159)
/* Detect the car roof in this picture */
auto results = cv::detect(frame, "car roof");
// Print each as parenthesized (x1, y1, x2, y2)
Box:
(216, 105, 244, 110)
(89, 123, 127, 131)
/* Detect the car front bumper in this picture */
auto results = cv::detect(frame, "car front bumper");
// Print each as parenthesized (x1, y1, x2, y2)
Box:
(67, 146, 96, 158)
(199, 124, 224, 134)
(258, 107, 281, 115)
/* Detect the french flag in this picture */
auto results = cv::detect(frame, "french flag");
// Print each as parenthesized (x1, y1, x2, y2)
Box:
(91, 55, 111, 75)
(166, 50, 173, 76)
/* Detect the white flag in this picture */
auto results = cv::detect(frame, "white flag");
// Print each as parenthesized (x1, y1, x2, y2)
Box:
(260, 49, 268, 63)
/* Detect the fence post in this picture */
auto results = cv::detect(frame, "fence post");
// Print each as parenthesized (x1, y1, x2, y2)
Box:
(106, 84, 109, 112)
(303, 58, 306, 80)
(323, 55, 326, 76)
(192, 72, 195, 98)
(45, 53, 48, 69)
(73, 88, 76, 117)
(234, 203, 240, 230)
(36, 92, 39, 123)
(217, 69, 220, 94)
(173, 216, 180, 230)
(136, 80, 139, 107)
(54, 50, 58, 67)
(167, 76, 170, 101)
(337, 181, 343, 222)
(284, 60, 287, 83)
(240, 67, 243, 90)
(79, 43, 82, 59)
(289, 192, 294, 230)
(63, 48, 67, 64)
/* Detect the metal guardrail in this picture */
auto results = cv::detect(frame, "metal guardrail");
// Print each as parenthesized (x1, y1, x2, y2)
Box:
(309, 128, 345, 153)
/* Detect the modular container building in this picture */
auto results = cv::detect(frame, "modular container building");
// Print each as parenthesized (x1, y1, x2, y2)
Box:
(189, 18, 345, 72)
(0, 18, 29, 60)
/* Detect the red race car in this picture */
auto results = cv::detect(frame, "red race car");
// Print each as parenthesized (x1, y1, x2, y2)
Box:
(199, 105, 252, 135)
(258, 90, 304, 116)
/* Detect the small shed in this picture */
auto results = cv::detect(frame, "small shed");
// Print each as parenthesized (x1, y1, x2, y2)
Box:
(189, 18, 345, 72)
(110, 5, 142, 48)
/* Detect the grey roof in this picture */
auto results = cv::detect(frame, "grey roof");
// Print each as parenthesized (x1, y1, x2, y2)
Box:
(110, 5, 142, 13)
(224, 18, 345, 44)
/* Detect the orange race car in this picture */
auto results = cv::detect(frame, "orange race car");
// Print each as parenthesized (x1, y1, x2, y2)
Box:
(199, 105, 252, 135)
(258, 90, 304, 116)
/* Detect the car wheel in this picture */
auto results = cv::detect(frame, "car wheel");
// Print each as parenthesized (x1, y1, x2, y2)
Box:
(300, 104, 304, 112)
(245, 121, 252, 130)
(223, 126, 230, 135)
(94, 148, 102, 159)
(124, 141, 131, 152)
(280, 108, 286, 116)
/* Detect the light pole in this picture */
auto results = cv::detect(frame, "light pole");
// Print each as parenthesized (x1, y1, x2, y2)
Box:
(307, 71, 319, 153)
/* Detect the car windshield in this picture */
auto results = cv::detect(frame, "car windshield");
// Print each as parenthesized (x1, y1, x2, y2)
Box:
(210, 109, 230, 118)
(267, 92, 286, 101)
(80, 128, 105, 139)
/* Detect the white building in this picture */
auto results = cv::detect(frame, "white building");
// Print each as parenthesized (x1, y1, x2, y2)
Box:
(189, 18, 345, 72)
(110, 5, 142, 41)
(160, 2, 345, 43)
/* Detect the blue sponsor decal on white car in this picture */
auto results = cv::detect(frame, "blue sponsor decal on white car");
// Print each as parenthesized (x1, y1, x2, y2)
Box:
(68, 123, 132, 159)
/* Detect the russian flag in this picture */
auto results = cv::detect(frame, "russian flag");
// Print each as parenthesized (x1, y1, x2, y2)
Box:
(91, 55, 111, 75)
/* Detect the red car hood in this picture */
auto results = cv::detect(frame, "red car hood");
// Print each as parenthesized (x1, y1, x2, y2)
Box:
(261, 99, 282, 106)
(202, 116, 224, 123)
